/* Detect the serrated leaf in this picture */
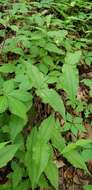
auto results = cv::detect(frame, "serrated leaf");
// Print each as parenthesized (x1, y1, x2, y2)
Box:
(0, 96, 8, 113)
(0, 144, 19, 168)
(26, 128, 38, 151)
(63, 150, 89, 173)
(26, 125, 51, 189)
(45, 161, 58, 190)
(38, 175, 49, 189)
(26, 143, 50, 189)
(26, 64, 46, 89)
(61, 64, 79, 104)
(9, 89, 33, 102)
(45, 42, 64, 54)
(9, 115, 26, 140)
(62, 143, 77, 154)
(38, 115, 55, 144)
(51, 125, 66, 152)
(12, 165, 23, 189)
(76, 139, 92, 147)
(14, 180, 29, 190)
(82, 149, 92, 162)
(47, 30, 68, 39)
(62, 139, 92, 154)
(65, 51, 82, 65)
(36, 88, 65, 119)
(8, 96, 27, 120)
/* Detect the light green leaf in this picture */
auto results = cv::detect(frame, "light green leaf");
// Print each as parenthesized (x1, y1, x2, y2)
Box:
(0, 64, 15, 73)
(83, 79, 92, 87)
(9, 89, 33, 102)
(63, 150, 89, 173)
(14, 180, 29, 190)
(82, 149, 92, 162)
(47, 30, 68, 39)
(65, 51, 82, 65)
(62, 143, 78, 154)
(26, 126, 51, 189)
(26, 128, 38, 151)
(26, 64, 46, 89)
(61, 64, 79, 104)
(51, 124, 66, 152)
(12, 165, 23, 189)
(38, 115, 55, 144)
(83, 185, 92, 190)
(8, 96, 27, 120)
(26, 143, 50, 189)
(45, 161, 58, 190)
(0, 96, 8, 113)
(9, 115, 26, 140)
(0, 144, 19, 168)
(0, 142, 9, 150)
(76, 139, 92, 147)
(38, 175, 49, 189)
(36, 88, 65, 119)
(3, 80, 15, 94)
(45, 42, 64, 54)
(62, 139, 92, 154)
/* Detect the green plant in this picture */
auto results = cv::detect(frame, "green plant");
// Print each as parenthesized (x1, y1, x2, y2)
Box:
(0, 0, 92, 189)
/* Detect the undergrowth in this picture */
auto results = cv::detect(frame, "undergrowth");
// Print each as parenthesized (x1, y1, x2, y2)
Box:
(0, 0, 92, 190)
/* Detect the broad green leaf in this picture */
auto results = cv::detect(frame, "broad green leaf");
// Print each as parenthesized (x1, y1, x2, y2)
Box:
(26, 64, 46, 89)
(45, 161, 58, 190)
(10, 25, 18, 32)
(8, 96, 27, 120)
(9, 115, 26, 140)
(38, 175, 49, 189)
(83, 79, 92, 88)
(63, 150, 89, 173)
(36, 88, 65, 119)
(65, 51, 82, 65)
(3, 80, 15, 94)
(47, 30, 68, 39)
(12, 165, 23, 189)
(83, 185, 92, 190)
(26, 128, 38, 151)
(14, 180, 29, 190)
(26, 143, 50, 189)
(0, 64, 15, 73)
(0, 142, 9, 150)
(9, 89, 33, 102)
(82, 149, 92, 162)
(51, 126, 66, 152)
(62, 140, 92, 154)
(38, 115, 55, 143)
(76, 139, 92, 147)
(62, 143, 78, 154)
(45, 42, 64, 54)
(0, 144, 19, 168)
(0, 96, 8, 113)
(61, 64, 79, 104)
(26, 127, 51, 188)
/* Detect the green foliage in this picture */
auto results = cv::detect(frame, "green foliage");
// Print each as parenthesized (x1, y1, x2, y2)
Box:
(0, 144, 19, 168)
(45, 161, 58, 190)
(0, 0, 91, 189)
(83, 185, 92, 190)
(37, 88, 65, 119)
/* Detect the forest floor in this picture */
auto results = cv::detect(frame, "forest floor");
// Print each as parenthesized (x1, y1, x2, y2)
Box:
(0, 0, 92, 190)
